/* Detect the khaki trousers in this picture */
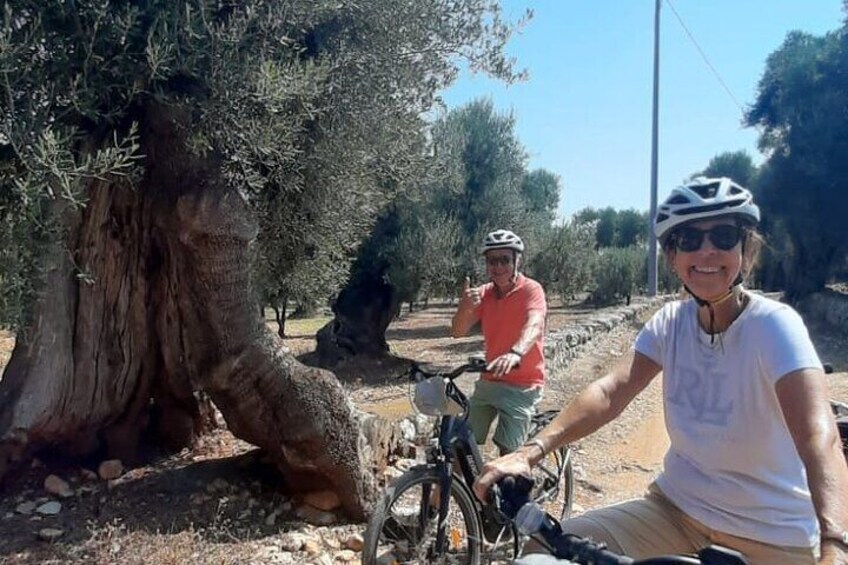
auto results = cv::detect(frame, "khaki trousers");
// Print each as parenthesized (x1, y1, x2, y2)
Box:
(522, 483, 816, 565)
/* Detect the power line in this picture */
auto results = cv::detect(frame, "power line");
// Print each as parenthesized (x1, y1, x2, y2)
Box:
(664, 0, 745, 116)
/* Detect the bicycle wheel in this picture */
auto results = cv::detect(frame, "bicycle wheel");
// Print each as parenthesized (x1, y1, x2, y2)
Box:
(363, 466, 483, 565)
(529, 445, 574, 521)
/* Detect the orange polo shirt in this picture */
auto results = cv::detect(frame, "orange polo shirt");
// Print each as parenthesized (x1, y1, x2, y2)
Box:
(474, 274, 546, 388)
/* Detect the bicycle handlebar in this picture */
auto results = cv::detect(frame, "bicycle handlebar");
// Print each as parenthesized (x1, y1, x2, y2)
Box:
(402, 357, 488, 382)
(495, 476, 748, 565)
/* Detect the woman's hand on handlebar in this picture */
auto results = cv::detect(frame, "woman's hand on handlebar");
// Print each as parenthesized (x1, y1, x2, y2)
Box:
(473, 449, 534, 503)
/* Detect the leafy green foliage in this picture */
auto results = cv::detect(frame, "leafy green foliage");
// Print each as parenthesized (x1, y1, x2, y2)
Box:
(591, 246, 643, 306)
(0, 1, 529, 327)
(531, 220, 596, 301)
(348, 98, 561, 309)
(696, 151, 759, 189)
(573, 206, 648, 249)
(746, 28, 848, 298)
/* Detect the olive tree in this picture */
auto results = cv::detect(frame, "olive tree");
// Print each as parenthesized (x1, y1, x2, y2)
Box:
(0, 0, 525, 518)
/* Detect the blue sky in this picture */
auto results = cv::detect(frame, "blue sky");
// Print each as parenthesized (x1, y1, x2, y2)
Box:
(441, 0, 845, 219)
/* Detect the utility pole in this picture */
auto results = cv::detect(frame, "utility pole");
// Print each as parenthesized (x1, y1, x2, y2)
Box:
(648, 0, 661, 297)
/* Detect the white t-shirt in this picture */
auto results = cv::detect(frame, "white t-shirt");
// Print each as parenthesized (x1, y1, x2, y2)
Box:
(634, 292, 822, 547)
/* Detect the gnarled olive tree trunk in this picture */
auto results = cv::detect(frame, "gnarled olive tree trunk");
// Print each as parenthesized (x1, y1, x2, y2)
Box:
(0, 104, 389, 520)
(314, 274, 400, 368)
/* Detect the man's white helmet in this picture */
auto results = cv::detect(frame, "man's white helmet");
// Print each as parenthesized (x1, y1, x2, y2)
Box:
(481, 229, 525, 255)
(654, 176, 760, 243)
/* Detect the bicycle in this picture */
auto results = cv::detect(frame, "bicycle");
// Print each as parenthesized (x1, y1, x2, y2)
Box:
(495, 475, 749, 565)
(362, 357, 574, 565)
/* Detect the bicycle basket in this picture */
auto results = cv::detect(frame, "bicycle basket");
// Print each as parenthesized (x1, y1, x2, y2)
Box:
(413, 377, 463, 416)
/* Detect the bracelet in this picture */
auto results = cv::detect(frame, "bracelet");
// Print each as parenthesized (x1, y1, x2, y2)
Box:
(522, 438, 546, 458)
(822, 530, 848, 547)
(509, 347, 524, 358)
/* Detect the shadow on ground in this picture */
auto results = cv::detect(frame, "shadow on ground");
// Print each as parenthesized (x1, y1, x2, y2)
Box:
(0, 447, 339, 562)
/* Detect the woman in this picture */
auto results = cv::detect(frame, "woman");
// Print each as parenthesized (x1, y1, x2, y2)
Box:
(473, 177, 848, 565)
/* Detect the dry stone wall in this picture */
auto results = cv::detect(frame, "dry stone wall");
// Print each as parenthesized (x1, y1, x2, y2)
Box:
(544, 296, 669, 376)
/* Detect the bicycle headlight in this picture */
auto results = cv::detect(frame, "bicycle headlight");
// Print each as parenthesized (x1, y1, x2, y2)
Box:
(413, 377, 463, 416)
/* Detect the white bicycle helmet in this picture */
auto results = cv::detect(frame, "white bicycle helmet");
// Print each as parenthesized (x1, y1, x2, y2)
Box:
(654, 176, 760, 243)
(481, 229, 525, 255)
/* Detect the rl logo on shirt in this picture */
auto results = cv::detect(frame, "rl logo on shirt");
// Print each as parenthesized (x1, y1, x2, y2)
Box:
(667, 365, 734, 426)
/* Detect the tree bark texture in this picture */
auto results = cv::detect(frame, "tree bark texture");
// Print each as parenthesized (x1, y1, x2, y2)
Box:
(0, 103, 383, 519)
(314, 274, 400, 368)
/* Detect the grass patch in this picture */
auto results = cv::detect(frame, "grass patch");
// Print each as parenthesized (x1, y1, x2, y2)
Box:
(282, 317, 331, 336)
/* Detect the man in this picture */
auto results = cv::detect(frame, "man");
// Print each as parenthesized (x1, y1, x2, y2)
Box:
(452, 229, 547, 455)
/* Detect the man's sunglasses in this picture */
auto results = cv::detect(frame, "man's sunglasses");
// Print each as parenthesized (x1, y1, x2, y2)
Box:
(485, 255, 513, 267)
(670, 224, 745, 253)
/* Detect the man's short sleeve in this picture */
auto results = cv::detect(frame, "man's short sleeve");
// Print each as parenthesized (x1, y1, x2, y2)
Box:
(525, 280, 547, 314)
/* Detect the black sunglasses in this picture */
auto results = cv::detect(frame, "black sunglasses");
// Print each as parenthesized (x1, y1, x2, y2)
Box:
(671, 224, 745, 253)
(485, 255, 513, 267)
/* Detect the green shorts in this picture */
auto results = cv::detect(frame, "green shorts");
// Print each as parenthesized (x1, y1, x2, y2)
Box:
(468, 379, 543, 453)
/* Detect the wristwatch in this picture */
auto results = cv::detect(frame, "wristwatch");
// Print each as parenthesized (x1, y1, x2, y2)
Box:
(822, 530, 848, 547)
(509, 347, 524, 358)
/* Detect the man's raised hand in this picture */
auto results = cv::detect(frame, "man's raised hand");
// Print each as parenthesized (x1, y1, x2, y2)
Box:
(461, 276, 482, 309)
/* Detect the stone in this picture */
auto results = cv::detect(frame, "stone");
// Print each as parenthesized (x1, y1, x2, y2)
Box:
(394, 458, 417, 472)
(313, 554, 333, 565)
(399, 418, 416, 442)
(35, 501, 61, 515)
(303, 538, 322, 556)
(302, 490, 341, 512)
(343, 533, 364, 551)
(44, 475, 74, 498)
(38, 528, 64, 542)
(278, 532, 306, 552)
(80, 469, 99, 481)
(98, 459, 124, 480)
(335, 549, 356, 562)
(264, 510, 278, 526)
(15, 501, 36, 515)
(321, 531, 340, 550)
(295, 505, 337, 526)
(382, 467, 404, 481)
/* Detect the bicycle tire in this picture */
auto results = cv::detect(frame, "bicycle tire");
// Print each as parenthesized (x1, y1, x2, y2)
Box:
(363, 466, 483, 565)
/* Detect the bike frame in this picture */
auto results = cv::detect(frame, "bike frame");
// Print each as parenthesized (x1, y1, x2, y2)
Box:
(403, 359, 563, 560)
(428, 405, 491, 556)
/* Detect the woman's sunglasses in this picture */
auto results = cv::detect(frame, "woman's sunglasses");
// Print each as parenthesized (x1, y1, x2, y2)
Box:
(670, 224, 744, 253)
